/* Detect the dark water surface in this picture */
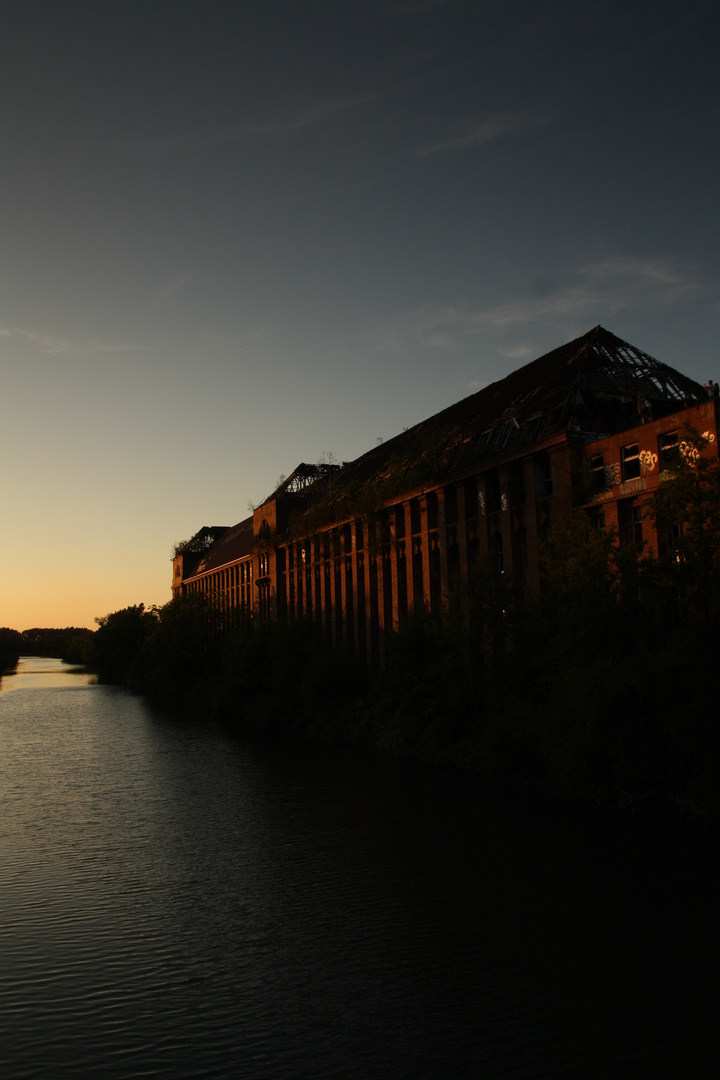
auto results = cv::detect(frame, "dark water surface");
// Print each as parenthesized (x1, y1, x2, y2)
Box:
(0, 657, 717, 1078)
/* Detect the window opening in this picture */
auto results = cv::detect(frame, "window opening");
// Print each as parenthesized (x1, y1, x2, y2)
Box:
(659, 431, 679, 471)
(589, 454, 607, 493)
(534, 453, 553, 498)
(621, 443, 641, 481)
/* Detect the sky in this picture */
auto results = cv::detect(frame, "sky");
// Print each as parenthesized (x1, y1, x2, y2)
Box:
(1, 0, 718, 630)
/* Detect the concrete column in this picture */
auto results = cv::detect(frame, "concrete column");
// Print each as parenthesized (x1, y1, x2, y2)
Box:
(361, 520, 373, 665)
(371, 550, 384, 667)
(336, 531, 345, 645)
(324, 535, 335, 640)
(305, 542, 314, 620)
(360, 552, 371, 660)
(350, 521, 361, 648)
(475, 474, 489, 566)
(389, 519, 401, 631)
(402, 502, 413, 614)
(523, 458, 540, 590)
(437, 488, 449, 600)
(420, 495, 432, 608)
(496, 469, 513, 578)
(455, 483, 468, 584)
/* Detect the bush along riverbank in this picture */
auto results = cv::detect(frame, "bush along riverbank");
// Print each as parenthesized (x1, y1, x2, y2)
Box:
(0, 628, 23, 675)
(0, 627, 94, 673)
(87, 527, 720, 825)
(87, 431, 720, 823)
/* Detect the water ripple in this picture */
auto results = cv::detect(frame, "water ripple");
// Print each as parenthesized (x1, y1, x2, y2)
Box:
(0, 660, 718, 1078)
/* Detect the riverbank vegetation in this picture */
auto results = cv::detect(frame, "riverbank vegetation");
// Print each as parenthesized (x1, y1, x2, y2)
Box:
(88, 431, 720, 824)
(0, 628, 23, 674)
(0, 627, 94, 672)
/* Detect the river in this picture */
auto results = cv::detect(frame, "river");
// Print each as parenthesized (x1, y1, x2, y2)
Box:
(0, 657, 717, 1078)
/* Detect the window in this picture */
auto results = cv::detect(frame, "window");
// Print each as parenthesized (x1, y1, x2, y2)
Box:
(513, 525, 528, 578)
(621, 443, 641, 481)
(491, 532, 504, 574)
(444, 485, 458, 524)
(534, 452, 553, 498)
(485, 468, 501, 513)
(464, 478, 479, 519)
(619, 500, 643, 546)
(659, 431, 679, 471)
(410, 498, 422, 535)
(588, 453, 607, 492)
(590, 511, 606, 534)
(426, 491, 439, 531)
(509, 461, 526, 506)
(657, 517, 682, 560)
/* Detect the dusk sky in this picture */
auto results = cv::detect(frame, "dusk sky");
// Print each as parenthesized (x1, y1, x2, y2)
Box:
(2, 0, 718, 630)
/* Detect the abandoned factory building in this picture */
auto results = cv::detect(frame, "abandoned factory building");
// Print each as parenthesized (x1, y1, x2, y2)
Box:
(172, 326, 718, 663)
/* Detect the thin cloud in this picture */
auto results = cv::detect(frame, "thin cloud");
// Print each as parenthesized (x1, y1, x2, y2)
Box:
(0, 325, 139, 356)
(368, 254, 702, 352)
(581, 254, 691, 290)
(415, 111, 537, 157)
(119, 95, 380, 158)
(497, 343, 537, 361)
(154, 275, 191, 305)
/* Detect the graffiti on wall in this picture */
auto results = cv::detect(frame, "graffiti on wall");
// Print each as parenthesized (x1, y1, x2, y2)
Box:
(681, 431, 716, 462)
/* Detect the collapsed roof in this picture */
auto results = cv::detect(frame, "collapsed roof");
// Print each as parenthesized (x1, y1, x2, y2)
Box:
(179, 517, 253, 575)
(271, 326, 705, 515)
(181, 327, 705, 565)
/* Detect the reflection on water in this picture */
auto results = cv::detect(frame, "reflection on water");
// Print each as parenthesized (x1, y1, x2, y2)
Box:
(0, 659, 717, 1078)
(0, 655, 95, 693)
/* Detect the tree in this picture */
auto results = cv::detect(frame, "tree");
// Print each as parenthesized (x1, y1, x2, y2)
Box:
(87, 605, 158, 686)
(0, 628, 22, 674)
(649, 425, 720, 620)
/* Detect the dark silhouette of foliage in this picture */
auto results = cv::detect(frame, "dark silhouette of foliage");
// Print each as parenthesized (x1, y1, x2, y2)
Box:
(648, 425, 720, 620)
(0, 628, 23, 674)
(88, 507, 720, 823)
(13, 627, 95, 664)
(87, 605, 158, 687)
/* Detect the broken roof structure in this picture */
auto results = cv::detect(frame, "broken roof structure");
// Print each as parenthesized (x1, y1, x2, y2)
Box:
(263, 325, 705, 523)
(173, 326, 716, 664)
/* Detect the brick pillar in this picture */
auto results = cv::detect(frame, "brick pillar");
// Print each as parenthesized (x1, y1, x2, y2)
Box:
(350, 521, 360, 646)
(376, 550, 386, 637)
(523, 458, 540, 591)
(361, 520, 373, 665)
(437, 488, 449, 600)
(455, 483, 468, 584)
(420, 495, 432, 608)
(325, 533, 336, 641)
(475, 474, 489, 565)
(401, 502, 413, 614)
(339, 530, 348, 647)
(389, 520, 400, 631)
(301, 542, 311, 619)
(497, 468, 513, 578)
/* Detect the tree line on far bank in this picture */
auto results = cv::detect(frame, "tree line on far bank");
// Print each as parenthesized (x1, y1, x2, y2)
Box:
(85, 428, 720, 825)
(0, 627, 94, 673)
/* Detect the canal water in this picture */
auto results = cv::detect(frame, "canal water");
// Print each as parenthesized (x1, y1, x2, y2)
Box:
(0, 657, 717, 1078)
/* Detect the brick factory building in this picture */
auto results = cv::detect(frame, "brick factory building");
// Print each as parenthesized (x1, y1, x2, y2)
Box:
(172, 326, 718, 663)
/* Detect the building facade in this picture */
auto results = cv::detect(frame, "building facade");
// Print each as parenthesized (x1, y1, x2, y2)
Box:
(173, 327, 718, 662)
